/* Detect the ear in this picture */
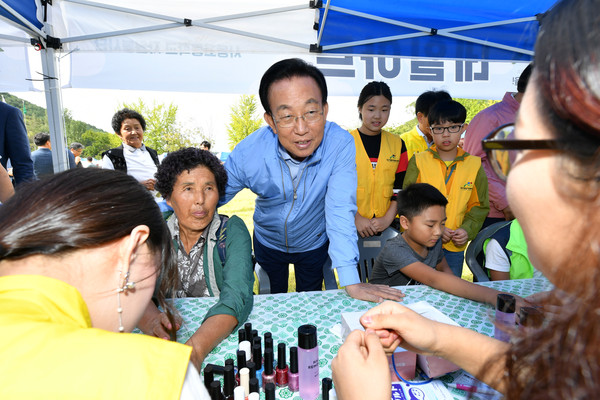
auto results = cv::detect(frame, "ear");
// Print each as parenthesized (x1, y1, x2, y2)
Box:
(399, 215, 410, 231)
(264, 112, 277, 133)
(322, 102, 329, 120)
(117, 225, 151, 279)
(460, 122, 469, 133)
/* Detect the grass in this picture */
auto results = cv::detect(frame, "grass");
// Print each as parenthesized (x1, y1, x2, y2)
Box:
(217, 188, 473, 292)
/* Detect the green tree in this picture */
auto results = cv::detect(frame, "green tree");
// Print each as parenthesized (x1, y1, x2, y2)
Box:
(80, 129, 121, 159)
(119, 99, 205, 154)
(227, 95, 263, 150)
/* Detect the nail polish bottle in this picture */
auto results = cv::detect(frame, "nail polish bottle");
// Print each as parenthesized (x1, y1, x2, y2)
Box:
(329, 388, 338, 400)
(252, 335, 261, 349)
(238, 328, 246, 343)
(240, 367, 250, 397)
(249, 377, 259, 395)
(288, 346, 299, 392)
(298, 324, 319, 400)
(494, 294, 516, 342)
(322, 377, 333, 400)
(251, 329, 258, 340)
(262, 347, 276, 389)
(244, 322, 253, 340)
(253, 343, 263, 388)
(265, 382, 276, 400)
(209, 380, 224, 400)
(265, 337, 273, 352)
(225, 358, 236, 376)
(248, 392, 259, 400)
(276, 342, 289, 387)
(237, 350, 247, 371)
(264, 331, 272, 342)
(239, 341, 252, 363)
(233, 386, 245, 400)
(223, 365, 235, 400)
(247, 361, 256, 381)
(204, 365, 214, 391)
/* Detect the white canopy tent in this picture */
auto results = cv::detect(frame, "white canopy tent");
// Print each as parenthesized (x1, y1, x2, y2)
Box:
(1, 0, 550, 172)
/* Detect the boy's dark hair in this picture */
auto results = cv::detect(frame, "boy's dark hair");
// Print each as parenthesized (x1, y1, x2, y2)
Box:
(200, 140, 211, 150)
(428, 100, 467, 126)
(111, 108, 146, 133)
(259, 58, 328, 116)
(397, 183, 448, 220)
(34, 132, 50, 146)
(517, 63, 533, 94)
(415, 90, 451, 117)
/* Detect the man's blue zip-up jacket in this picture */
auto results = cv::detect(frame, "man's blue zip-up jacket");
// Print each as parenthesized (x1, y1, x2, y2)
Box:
(220, 121, 360, 286)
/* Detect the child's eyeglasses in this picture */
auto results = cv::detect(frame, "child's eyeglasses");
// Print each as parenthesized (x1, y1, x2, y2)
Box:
(430, 124, 464, 135)
(481, 123, 562, 181)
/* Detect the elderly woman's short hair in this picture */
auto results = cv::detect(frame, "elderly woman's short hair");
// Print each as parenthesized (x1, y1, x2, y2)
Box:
(155, 147, 227, 199)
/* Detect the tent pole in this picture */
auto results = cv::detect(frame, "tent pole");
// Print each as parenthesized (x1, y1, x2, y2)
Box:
(40, 45, 69, 173)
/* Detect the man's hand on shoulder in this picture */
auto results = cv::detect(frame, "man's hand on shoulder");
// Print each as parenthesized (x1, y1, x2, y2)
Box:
(345, 283, 405, 303)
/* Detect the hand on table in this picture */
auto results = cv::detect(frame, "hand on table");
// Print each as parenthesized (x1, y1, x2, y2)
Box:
(332, 330, 391, 400)
(360, 301, 442, 356)
(139, 311, 181, 340)
(140, 178, 156, 191)
(345, 283, 405, 303)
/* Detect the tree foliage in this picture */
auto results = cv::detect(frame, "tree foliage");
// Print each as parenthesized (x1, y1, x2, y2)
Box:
(227, 95, 263, 150)
(119, 99, 208, 154)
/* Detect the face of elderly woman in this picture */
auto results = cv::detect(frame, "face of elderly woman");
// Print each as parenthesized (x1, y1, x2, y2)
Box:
(507, 77, 588, 286)
(166, 166, 219, 241)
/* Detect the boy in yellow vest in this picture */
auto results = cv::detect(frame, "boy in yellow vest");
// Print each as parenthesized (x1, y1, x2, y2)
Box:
(369, 183, 513, 307)
(402, 100, 489, 277)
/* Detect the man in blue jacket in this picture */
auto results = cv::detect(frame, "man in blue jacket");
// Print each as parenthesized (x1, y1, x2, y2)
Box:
(0, 102, 34, 184)
(221, 58, 404, 303)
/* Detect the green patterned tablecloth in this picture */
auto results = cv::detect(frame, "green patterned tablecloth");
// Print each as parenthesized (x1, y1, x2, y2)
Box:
(173, 278, 552, 399)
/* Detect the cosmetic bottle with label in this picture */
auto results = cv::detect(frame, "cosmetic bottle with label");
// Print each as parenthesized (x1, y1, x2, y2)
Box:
(495, 293, 516, 342)
(262, 347, 276, 388)
(288, 346, 299, 392)
(298, 324, 319, 400)
(223, 365, 234, 400)
(276, 342, 289, 387)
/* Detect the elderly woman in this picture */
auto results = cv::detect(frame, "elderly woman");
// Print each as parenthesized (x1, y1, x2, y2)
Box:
(0, 168, 209, 399)
(332, 0, 600, 398)
(138, 147, 254, 369)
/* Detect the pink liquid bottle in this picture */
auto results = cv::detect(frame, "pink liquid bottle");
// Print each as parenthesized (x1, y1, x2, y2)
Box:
(298, 324, 319, 400)
(494, 294, 515, 342)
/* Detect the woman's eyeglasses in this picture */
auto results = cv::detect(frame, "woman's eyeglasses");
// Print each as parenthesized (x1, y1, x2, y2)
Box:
(481, 123, 562, 181)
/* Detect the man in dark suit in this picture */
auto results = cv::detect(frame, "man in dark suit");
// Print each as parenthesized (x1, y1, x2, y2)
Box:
(0, 102, 34, 184)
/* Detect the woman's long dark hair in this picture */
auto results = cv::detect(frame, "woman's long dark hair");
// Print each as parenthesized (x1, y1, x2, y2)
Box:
(503, 0, 600, 398)
(0, 168, 179, 339)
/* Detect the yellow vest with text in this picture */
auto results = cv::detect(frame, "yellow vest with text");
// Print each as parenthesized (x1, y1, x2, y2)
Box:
(400, 126, 429, 160)
(0, 275, 192, 399)
(351, 129, 404, 218)
(414, 147, 482, 252)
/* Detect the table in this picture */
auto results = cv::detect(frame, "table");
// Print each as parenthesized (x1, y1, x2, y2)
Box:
(173, 278, 552, 399)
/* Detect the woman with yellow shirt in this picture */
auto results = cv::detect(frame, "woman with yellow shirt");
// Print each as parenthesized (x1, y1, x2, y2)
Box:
(351, 81, 408, 238)
(0, 168, 210, 399)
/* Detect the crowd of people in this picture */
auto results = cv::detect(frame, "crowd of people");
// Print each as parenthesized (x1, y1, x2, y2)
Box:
(0, 0, 598, 397)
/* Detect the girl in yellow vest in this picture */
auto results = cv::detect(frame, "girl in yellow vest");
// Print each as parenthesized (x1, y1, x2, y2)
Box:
(403, 100, 489, 277)
(0, 169, 210, 399)
(351, 81, 408, 238)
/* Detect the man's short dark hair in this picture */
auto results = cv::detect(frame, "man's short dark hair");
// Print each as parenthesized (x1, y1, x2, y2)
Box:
(397, 183, 448, 220)
(415, 90, 452, 117)
(111, 108, 146, 133)
(70, 142, 84, 151)
(200, 141, 211, 150)
(258, 58, 328, 116)
(34, 132, 50, 146)
(428, 100, 467, 125)
(155, 147, 227, 199)
(517, 63, 533, 94)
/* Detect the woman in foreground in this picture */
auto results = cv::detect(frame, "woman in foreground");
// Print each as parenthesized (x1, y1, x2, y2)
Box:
(332, 0, 600, 398)
(0, 168, 209, 399)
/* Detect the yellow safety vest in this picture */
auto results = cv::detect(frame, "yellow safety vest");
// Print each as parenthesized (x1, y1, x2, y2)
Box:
(351, 129, 404, 218)
(0, 275, 192, 399)
(414, 147, 482, 251)
(400, 126, 429, 161)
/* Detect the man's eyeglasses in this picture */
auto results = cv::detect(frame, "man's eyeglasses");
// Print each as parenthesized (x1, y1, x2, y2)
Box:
(274, 110, 323, 128)
(481, 123, 562, 181)
(430, 124, 464, 135)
